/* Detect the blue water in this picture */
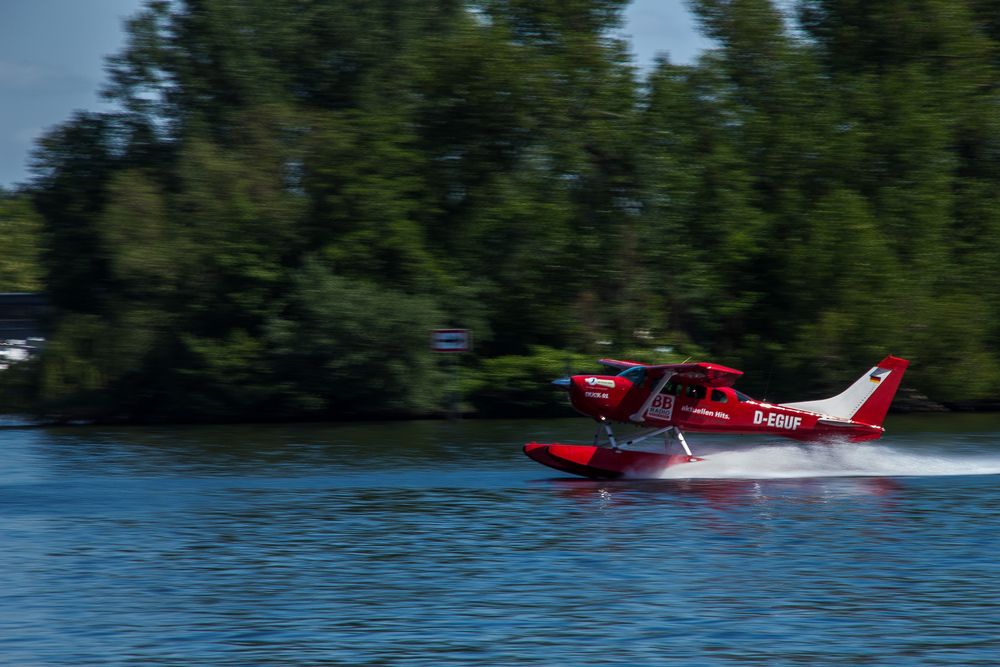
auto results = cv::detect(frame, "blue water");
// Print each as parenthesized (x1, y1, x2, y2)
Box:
(1, 415, 999, 665)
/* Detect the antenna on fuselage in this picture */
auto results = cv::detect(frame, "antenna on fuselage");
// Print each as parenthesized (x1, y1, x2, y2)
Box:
(762, 365, 773, 403)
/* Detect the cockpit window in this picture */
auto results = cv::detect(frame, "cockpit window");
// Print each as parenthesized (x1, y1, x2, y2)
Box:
(734, 390, 751, 402)
(686, 385, 706, 400)
(711, 389, 727, 403)
(618, 366, 646, 386)
(660, 381, 681, 395)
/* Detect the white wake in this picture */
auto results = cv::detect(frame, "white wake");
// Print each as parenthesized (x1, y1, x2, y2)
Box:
(656, 442, 1000, 479)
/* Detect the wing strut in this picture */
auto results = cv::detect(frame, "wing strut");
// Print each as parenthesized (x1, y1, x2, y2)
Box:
(629, 372, 675, 423)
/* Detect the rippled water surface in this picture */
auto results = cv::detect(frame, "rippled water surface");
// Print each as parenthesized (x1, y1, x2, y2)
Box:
(2, 414, 999, 666)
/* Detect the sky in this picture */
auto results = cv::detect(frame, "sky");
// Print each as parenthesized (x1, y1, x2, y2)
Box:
(0, 0, 713, 189)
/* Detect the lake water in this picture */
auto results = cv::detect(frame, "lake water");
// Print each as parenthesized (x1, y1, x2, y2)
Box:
(1, 414, 999, 666)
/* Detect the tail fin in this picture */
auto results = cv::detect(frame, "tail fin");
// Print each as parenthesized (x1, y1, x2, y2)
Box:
(782, 355, 909, 426)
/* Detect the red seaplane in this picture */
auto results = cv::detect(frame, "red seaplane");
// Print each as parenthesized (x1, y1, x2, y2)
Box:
(524, 355, 909, 479)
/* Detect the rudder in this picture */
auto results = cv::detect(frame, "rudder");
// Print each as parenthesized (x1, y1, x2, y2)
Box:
(853, 355, 909, 426)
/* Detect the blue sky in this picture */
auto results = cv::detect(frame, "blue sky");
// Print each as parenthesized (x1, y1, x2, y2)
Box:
(0, 0, 711, 189)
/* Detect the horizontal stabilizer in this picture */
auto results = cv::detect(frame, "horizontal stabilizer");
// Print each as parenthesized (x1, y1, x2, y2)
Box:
(816, 418, 866, 429)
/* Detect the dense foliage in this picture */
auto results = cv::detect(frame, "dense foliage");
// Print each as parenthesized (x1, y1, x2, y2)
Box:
(0, 190, 43, 292)
(4, 0, 1000, 420)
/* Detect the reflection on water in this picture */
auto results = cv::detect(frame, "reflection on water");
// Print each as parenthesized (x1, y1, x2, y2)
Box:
(548, 476, 904, 508)
(0, 415, 998, 665)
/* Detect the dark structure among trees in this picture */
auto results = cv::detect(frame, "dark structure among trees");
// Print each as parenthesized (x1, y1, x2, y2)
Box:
(0, 293, 48, 340)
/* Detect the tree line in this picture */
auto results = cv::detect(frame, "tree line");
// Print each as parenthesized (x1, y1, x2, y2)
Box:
(3, 0, 1000, 421)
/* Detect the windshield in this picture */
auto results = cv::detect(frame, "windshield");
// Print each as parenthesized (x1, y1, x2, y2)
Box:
(617, 366, 646, 386)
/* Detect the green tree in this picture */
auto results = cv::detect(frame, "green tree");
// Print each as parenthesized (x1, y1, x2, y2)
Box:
(0, 192, 44, 292)
(265, 259, 445, 416)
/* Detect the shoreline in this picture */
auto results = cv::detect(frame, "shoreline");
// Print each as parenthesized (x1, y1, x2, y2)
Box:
(3, 402, 1000, 430)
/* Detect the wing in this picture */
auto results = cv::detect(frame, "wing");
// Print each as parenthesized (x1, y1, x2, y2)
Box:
(598, 358, 645, 371)
(598, 359, 743, 387)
